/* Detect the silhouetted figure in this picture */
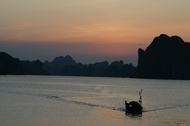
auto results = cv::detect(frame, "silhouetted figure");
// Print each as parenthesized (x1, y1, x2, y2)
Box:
(139, 89, 143, 104)
(125, 101, 128, 109)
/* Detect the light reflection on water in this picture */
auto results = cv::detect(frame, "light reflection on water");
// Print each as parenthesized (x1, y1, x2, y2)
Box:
(0, 75, 190, 126)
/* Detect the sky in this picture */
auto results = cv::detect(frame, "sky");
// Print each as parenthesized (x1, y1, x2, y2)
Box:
(0, 0, 190, 65)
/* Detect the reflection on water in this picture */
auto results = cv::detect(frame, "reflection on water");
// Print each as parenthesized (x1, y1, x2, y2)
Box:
(125, 112, 142, 118)
(0, 76, 190, 126)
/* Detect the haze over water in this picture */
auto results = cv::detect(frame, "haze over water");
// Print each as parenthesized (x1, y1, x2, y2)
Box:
(0, 76, 190, 126)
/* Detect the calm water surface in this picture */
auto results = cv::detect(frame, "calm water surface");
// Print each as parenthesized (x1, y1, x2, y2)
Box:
(0, 76, 190, 126)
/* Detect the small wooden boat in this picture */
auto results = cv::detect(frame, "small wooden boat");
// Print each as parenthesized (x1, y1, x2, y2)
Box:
(125, 89, 143, 114)
(125, 101, 142, 114)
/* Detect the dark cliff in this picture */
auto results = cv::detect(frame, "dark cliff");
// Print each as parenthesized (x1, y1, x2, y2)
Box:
(132, 34, 190, 79)
(0, 52, 22, 75)
(0, 52, 48, 75)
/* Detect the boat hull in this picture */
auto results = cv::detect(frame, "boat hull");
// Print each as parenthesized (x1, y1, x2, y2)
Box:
(125, 101, 143, 114)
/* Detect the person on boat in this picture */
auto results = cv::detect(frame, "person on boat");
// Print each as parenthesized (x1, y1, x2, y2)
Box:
(138, 89, 143, 104)
(125, 101, 128, 109)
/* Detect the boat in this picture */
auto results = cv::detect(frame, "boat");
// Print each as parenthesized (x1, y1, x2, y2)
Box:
(125, 89, 143, 114)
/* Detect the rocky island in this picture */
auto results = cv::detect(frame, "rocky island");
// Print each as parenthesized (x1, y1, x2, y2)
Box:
(132, 34, 190, 80)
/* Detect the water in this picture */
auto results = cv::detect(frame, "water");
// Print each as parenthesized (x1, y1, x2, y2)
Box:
(0, 76, 190, 126)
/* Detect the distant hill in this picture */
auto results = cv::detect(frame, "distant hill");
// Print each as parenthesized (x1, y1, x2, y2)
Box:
(0, 51, 136, 77)
(0, 52, 48, 75)
(0, 52, 22, 75)
(43, 55, 76, 75)
(43, 55, 136, 77)
(61, 61, 136, 77)
(132, 34, 190, 80)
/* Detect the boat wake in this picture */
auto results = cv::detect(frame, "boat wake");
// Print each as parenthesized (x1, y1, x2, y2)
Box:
(1, 90, 125, 112)
(2, 90, 190, 113)
(143, 104, 190, 113)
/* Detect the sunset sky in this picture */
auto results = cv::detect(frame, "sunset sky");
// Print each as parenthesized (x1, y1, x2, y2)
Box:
(0, 0, 190, 65)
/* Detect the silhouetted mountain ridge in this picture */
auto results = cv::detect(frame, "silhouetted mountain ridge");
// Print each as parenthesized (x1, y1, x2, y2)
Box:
(132, 34, 190, 79)
(43, 55, 76, 75)
(4, 33, 189, 79)
(0, 52, 136, 77)
(62, 61, 135, 77)
(0, 52, 48, 75)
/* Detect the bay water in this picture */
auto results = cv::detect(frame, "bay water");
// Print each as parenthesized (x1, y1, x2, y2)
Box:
(0, 76, 190, 126)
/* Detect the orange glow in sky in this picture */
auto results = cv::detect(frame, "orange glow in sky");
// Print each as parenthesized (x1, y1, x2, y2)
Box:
(0, 0, 190, 64)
